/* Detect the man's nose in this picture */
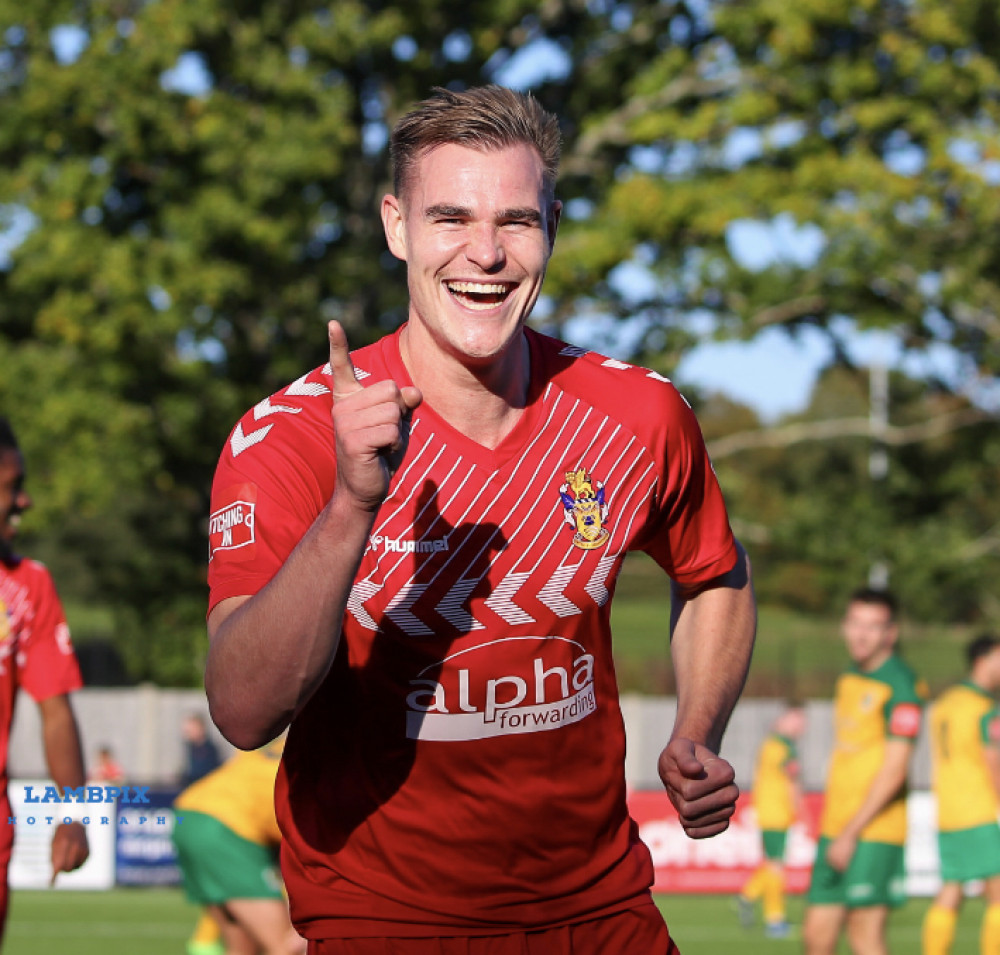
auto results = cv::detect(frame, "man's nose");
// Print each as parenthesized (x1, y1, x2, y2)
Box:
(14, 490, 31, 512)
(464, 223, 505, 271)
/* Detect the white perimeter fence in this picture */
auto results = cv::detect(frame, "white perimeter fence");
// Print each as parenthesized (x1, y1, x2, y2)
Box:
(9, 689, 933, 792)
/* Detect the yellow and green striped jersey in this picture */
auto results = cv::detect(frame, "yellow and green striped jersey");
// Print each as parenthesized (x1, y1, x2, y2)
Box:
(929, 681, 1000, 832)
(820, 654, 926, 843)
(175, 738, 284, 846)
(752, 732, 798, 831)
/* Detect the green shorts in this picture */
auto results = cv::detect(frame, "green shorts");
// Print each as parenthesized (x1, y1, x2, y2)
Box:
(938, 823, 1000, 884)
(762, 829, 788, 861)
(172, 810, 282, 905)
(807, 836, 906, 908)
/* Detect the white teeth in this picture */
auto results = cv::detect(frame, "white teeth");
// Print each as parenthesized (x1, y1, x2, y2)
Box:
(461, 299, 503, 311)
(7, 515, 20, 529)
(446, 281, 510, 294)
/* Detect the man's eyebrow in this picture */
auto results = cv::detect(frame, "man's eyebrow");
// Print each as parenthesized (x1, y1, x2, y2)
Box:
(425, 204, 472, 219)
(500, 208, 542, 224)
(423, 204, 543, 224)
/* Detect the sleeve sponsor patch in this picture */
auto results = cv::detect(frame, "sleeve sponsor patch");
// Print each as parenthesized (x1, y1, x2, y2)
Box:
(889, 701, 922, 738)
(988, 716, 1000, 743)
(209, 483, 257, 562)
(55, 622, 75, 656)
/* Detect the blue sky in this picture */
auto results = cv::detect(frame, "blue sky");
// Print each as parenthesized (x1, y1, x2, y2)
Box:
(674, 328, 834, 420)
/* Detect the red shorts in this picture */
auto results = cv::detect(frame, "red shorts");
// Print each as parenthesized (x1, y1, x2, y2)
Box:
(307, 903, 680, 955)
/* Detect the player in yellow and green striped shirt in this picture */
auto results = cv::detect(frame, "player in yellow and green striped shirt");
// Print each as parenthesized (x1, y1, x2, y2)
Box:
(803, 588, 927, 955)
(738, 705, 805, 938)
(922, 634, 1000, 955)
(172, 736, 305, 955)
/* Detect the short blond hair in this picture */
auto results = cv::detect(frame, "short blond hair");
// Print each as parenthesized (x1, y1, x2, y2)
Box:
(390, 85, 562, 199)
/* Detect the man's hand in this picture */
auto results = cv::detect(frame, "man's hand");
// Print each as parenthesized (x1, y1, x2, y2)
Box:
(825, 831, 858, 873)
(658, 738, 739, 839)
(327, 320, 422, 512)
(50, 820, 88, 885)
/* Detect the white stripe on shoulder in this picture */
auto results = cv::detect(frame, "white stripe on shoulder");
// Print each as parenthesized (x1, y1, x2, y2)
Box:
(285, 374, 330, 397)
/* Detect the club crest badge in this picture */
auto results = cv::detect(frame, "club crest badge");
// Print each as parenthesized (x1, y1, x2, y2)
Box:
(559, 468, 610, 550)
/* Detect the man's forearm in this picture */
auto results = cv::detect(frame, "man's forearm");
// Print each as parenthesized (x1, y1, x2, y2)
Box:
(839, 740, 912, 840)
(669, 542, 756, 752)
(985, 748, 1000, 801)
(39, 695, 86, 792)
(205, 491, 375, 749)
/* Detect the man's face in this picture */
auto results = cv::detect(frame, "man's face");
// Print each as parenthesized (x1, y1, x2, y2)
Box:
(0, 447, 30, 560)
(979, 646, 1000, 691)
(841, 600, 897, 670)
(381, 142, 561, 367)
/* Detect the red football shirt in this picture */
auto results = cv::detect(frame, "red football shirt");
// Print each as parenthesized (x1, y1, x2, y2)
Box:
(208, 327, 737, 938)
(0, 557, 84, 796)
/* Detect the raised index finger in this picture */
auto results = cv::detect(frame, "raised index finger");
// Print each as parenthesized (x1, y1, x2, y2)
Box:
(328, 320, 363, 400)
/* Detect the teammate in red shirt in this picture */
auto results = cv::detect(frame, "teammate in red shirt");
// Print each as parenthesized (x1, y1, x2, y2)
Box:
(206, 86, 756, 954)
(0, 416, 89, 938)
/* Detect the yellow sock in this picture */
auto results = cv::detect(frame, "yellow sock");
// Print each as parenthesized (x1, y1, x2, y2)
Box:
(981, 903, 1000, 955)
(762, 866, 786, 924)
(742, 864, 768, 902)
(191, 911, 221, 944)
(923, 905, 957, 955)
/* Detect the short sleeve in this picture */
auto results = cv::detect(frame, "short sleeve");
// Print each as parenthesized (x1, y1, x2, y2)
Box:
(784, 741, 800, 773)
(17, 563, 83, 702)
(633, 385, 737, 585)
(981, 707, 1000, 746)
(207, 404, 336, 615)
(885, 667, 925, 740)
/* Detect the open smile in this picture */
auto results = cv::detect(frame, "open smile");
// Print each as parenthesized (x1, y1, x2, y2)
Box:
(445, 280, 516, 311)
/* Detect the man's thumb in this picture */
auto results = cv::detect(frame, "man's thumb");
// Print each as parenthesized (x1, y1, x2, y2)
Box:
(671, 739, 706, 777)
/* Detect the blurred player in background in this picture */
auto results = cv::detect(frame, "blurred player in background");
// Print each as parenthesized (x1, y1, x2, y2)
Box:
(922, 634, 1000, 955)
(736, 703, 805, 938)
(89, 744, 125, 785)
(172, 735, 305, 955)
(0, 415, 89, 941)
(181, 711, 223, 786)
(803, 587, 926, 955)
(205, 85, 756, 954)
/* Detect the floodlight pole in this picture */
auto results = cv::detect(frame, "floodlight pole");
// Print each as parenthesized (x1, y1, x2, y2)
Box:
(868, 358, 890, 589)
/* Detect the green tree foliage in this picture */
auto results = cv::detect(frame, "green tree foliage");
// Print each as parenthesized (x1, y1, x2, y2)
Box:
(1, 0, 998, 682)
(699, 366, 1000, 623)
(548, 0, 1000, 387)
(0, 0, 693, 683)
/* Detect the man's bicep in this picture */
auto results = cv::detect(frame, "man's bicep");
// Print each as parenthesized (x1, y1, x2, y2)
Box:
(37, 692, 74, 725)
(208, 595, 252, 639)
(882, 737, 915, 777)
(983, 744, 1000, 787)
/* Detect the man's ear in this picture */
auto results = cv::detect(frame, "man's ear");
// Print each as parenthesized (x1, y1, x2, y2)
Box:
(381, 194, 407, 261)
(547, 199, 562, 252)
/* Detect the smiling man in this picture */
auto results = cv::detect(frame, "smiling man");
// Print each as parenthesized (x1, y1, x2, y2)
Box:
(205, 85, 756, 955)
(0, 416, 89, 941)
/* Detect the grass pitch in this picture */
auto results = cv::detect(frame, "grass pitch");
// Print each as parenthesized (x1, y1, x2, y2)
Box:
(5, 887, 198, 954)
(3, 888, 989, 953)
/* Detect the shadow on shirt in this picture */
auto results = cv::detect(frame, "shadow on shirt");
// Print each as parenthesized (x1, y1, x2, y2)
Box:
(283, 477, 508, 854)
